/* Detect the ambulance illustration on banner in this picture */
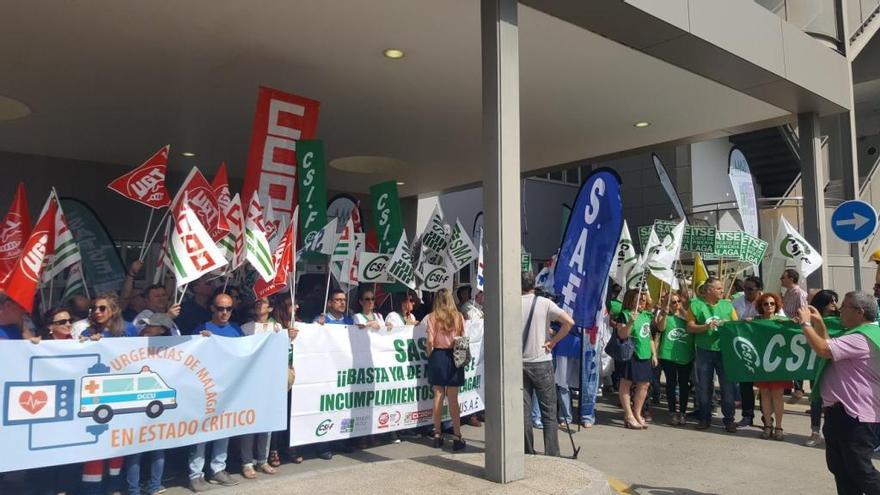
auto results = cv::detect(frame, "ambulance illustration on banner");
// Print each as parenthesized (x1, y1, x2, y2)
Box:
(78, 366, 177, 424)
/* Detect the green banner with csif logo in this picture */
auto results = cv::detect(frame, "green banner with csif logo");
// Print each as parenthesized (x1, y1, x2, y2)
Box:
(297, 140, 328, 251)
(718, 319, 845, 382)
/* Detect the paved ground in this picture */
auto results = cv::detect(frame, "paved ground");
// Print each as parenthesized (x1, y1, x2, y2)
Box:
(4, 392, 878, 494)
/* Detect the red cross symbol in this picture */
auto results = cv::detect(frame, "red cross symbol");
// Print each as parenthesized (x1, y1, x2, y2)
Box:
(84, 380, 100, 394)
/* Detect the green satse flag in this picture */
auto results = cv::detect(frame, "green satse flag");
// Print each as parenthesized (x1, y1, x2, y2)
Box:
(297, 140, 328, 251)
(658, 314, 694, 365)
(689, 297, 735, 351)
(718, 318, 845, 382)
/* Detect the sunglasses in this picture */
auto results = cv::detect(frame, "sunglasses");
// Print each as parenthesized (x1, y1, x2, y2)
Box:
(670, 300, 681, 304)
(215, 306, 233, 313)
(90, 305, 108, 313)
(51, 318, 72, 326)
(761, 302, 776, 307)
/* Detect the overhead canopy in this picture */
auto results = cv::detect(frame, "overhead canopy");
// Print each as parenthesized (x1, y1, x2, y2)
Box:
(1, 1, 793, 196)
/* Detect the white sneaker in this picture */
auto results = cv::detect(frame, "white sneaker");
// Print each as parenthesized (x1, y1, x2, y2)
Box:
(805, 432, 823, 447)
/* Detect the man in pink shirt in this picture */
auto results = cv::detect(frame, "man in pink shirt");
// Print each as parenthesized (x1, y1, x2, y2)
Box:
(798, 292, 880, 494)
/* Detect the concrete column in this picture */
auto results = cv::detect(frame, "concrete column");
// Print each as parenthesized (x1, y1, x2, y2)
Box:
(834, 112, 864, 290)
(798, 112, 829, 289)
(481, 0, 524, 484)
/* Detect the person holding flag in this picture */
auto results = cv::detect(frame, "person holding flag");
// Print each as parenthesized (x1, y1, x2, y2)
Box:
(614, 288, 656, 430)
(655, 291, 693, 426)
(687, 277, 739, 432)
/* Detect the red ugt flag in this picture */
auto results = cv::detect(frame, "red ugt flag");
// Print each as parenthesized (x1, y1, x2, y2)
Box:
(0, 183, 31, 288)
(172, 167, 230, 242)
(107, 145, 172, 209)
(6, 195, 57, 312)
(212, 162, 232, 214)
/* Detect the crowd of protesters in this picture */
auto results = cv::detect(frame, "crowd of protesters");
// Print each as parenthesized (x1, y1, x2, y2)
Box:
(1, 259, 879, 494)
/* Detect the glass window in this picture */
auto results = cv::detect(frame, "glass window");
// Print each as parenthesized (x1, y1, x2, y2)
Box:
(548, 170, 563, 182)
(103, 379, 134, 393)
(138, 377, 160, 390)
(565, 169, 579, 185)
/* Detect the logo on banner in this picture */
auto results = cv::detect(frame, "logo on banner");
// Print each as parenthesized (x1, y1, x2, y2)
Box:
(377, 411, 401, 429)
(360, 253, 392, 282)
(732, 337, 760, 374)
(315, 418, 334, 437)
(129, 168, 166, 204)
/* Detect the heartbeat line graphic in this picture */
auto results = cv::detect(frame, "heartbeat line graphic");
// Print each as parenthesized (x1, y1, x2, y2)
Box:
(18, 390, 48, 415)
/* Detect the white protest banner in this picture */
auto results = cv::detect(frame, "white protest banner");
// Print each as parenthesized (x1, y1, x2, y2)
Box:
(774, 216, 823, 277)
(729, 147, 759, 238)
(0, 333, 287, 472)
(290, 322, 484, 446)
(611, 220, 639, 288)
(417, 262, 454, 292)
(358, 252, 395, 284)
(170, 201, 227, 287)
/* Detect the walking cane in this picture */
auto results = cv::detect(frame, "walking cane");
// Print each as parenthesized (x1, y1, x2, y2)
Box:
(557, 387, 581, 459)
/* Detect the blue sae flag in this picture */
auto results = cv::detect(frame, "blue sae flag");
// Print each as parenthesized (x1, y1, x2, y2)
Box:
(553, 169, 623, 328)
(553, 169, 622, 422)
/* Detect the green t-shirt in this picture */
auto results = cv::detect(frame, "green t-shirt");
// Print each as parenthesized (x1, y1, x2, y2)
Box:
(689, 297, 736, 351)
(622, 310, 654, 360)
(608, 300, 623, 320)
(658, 314, 694, 365)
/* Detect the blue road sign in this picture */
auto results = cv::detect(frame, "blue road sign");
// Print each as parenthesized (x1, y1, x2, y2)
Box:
(831, 200, 878, 243)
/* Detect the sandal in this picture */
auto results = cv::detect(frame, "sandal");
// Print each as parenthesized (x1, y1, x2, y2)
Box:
(772, 427, 784, 441)
(760, 425, 773, 439)
(268, 450, 282, 468)
(258, 463, 277, 475)
(452, 434, 466, 451)
(242, 464, 257, 479)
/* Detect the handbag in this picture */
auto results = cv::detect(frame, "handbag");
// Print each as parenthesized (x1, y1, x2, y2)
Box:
(604, 330, 634, 362)
(452, 335, 471, 368)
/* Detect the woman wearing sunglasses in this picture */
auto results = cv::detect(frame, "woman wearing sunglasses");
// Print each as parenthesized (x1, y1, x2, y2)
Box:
(753, 292, 790, 441)
(78, 294, 137, 495)
(80, 294, 138, 339)
(655, 292, 694, 426)
(354, 289, 385, 330)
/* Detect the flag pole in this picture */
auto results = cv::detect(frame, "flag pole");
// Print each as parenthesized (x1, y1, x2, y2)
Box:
(138, 208, 155, 261)
(82, 267, 91, 301)
(143, 209, 171, 253)
(289, 273, 297, 327)
(48, 275, 55, 309)
(176, 283, 189, 305)
(322, 261, 332, 316)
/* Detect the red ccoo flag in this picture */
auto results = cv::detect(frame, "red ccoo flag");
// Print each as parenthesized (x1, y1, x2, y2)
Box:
(5, 195, 57, 312)
(0, 183, 32, 288)
(107, 145, 172, 209)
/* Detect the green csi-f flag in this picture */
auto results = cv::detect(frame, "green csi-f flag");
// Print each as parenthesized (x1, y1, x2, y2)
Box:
(297, 140, 328, 249)
(370, 181, 403, 254)
(718, 318, 844, 382)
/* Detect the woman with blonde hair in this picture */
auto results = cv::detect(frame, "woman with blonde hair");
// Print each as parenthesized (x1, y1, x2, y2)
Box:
(81, 293, 137, 339)
(426, 288, 466, 451)
(614, 288, 656, 430)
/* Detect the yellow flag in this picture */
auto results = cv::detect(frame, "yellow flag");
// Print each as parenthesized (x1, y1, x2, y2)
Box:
(647, 273, 664, 306)
(692, 253, 708, 295)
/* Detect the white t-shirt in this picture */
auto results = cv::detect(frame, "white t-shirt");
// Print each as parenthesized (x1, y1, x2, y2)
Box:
(353, 312, 385, 328)
(72, 318, 90, 339)
(241, 320, 284, 335)
(385, 311, 415, 328)
(521, 294, 567, 363)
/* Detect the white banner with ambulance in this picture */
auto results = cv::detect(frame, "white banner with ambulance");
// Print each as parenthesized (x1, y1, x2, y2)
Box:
(290, 321, 485, 446)
(0, 332, 288, 472)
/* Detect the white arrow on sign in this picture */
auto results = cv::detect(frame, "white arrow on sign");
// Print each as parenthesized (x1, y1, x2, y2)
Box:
(835, 212, 871, 230)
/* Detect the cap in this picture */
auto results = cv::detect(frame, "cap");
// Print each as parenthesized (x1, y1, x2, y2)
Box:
(870, 249, 880, 263)
(144, 313, 174, 330)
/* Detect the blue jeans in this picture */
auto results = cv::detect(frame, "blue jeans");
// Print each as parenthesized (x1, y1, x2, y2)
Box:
(189, 438, 229, 480)
(531, 390, 542, 427)
(695, 348, 735, 425)
(126, 450, 165, 494)
(579, 340, 599, 425)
